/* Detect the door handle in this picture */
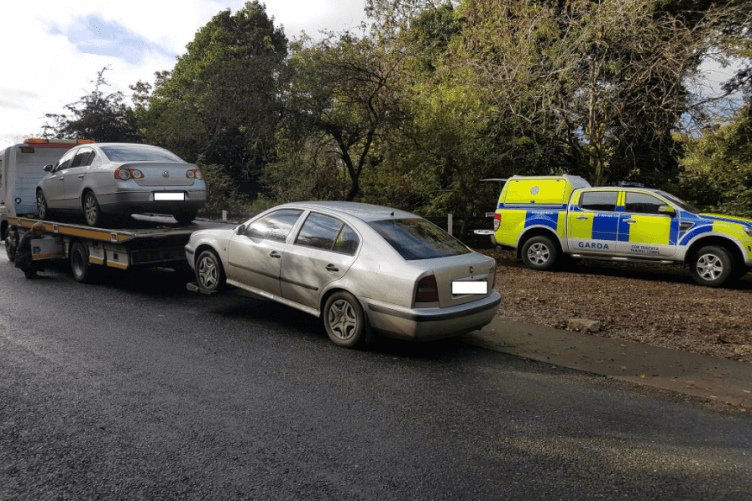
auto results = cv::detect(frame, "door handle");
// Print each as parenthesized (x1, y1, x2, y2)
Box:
(326, 264, 339, 272)
(78, 174, 84, 179)
(269, 251, 281, 258)
(59, 177, 65, 181)
(625, 218, 636, 224)
(575, 215, 588, 220)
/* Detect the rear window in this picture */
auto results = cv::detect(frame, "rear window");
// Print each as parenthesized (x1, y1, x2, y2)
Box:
(368, 218, 471, 260)
(100, 145, 184, 163)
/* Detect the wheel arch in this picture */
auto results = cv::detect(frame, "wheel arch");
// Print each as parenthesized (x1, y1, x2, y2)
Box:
(516, 226, 563, 260)
(684, 235, 745, 269)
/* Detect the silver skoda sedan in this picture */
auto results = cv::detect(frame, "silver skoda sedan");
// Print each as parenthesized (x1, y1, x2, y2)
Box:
(185, 201, 501, 347)
(36, 143, 206, 226)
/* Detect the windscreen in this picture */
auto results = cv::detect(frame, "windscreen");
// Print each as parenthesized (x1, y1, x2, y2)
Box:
(100, 145, 185, 163)
(368, 218, 471, 260)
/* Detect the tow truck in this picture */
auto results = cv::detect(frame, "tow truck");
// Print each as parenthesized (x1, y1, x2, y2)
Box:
(4, 215, 236, 283)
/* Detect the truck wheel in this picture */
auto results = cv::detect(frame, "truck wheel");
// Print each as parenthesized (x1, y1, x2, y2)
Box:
(4, 227, 18, 262)
(196, 250, 226, 292)
(521, 236, 559, 271)
(37, 189, 51, 220)
(690, 245, 735, 287)
(174, 211, 197, 225)
(323, 291, 365, 348)
(83, 192, 103, 227)
(70, 241, 97, 283)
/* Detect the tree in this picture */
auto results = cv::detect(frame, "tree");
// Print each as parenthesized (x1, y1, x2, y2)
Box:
(275, 31, 404, 201)
(143, 1, 287, 187)
(452, 0, 728, 186)
(42, 67, 139, 143)
(677, 105, 752, 217)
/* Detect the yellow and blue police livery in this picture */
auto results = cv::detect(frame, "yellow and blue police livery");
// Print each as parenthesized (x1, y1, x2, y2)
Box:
(492, 175, 752, 287)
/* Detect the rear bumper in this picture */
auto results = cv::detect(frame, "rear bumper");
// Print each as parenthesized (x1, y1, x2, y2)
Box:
(365, 291, 502, 341)
(97, 189, 206, 214)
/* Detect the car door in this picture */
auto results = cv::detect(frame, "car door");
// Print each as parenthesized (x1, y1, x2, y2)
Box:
(567, 190, 619, 255)
(62, 148, 94, 209)
(280, 212, 360, 311)
(616, 191, 678, 258)
(43, 148, 77, 207)
(226, 209, 303, 298)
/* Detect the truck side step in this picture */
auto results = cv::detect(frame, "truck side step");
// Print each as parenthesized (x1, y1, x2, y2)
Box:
(570, 254, 676, 265)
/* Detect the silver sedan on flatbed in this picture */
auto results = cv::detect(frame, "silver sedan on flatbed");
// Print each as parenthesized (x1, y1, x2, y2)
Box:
(36, 143, 206, 226)
(185, 201, 501, 347)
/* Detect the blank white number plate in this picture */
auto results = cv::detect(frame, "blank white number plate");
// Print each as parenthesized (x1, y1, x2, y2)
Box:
(154, 192, 185, 201)
(452, 281, 487, 295)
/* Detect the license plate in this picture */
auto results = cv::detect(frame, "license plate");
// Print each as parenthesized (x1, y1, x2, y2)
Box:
(154, 192, 185, 201)
(452, 281, 487, 295)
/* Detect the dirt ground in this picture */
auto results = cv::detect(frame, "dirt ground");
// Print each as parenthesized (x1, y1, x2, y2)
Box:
(481, 249, 752, 364)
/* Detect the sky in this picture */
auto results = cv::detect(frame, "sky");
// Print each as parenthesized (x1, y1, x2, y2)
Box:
(0, 0, 367, 150)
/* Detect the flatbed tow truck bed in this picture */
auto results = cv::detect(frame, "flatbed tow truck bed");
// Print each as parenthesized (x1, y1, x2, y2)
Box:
(4, 214, 237, 282)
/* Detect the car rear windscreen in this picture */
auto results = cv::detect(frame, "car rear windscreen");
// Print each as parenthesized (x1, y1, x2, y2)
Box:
(100, 145, 184, 163)
(369, 218, 471, 260)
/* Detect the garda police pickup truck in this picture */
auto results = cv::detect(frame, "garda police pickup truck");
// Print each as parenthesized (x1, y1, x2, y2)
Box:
(484, 175, 752, 287)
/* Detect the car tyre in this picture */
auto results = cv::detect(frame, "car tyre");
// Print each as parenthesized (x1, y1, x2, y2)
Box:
(195, 250, 226, 292)
(174, 211, 197, 225)
(70, 241, 97, 283)
(36, 189, 51, 220)
(690, 245, 736, 287)
(323, 291, 366, 348)
(521, 235, 559, 271)
(83, 191, 103, 227)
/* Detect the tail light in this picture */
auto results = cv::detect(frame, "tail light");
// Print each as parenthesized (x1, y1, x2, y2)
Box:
(415, 275, 439, 303)
(186, 169, 203, 180)
(114, 169, 144, 180)
(493, 213, 501, 232)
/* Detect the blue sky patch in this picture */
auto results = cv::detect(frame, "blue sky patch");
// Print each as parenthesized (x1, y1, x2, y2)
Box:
(48, 14, 173, 65)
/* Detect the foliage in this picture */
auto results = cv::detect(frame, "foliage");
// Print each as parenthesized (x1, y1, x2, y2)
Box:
(451, 0, 725, 187)
(272, 31, 404, 202)
(195, 157, 251, 214)
(42, 67, 139, 143)
(677, 105, 752, 217)
(142, 1, 287, 187)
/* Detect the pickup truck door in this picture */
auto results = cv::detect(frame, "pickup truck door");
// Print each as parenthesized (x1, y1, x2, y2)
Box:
(566, 190, 619, 255)
(616, 191, 678, 258)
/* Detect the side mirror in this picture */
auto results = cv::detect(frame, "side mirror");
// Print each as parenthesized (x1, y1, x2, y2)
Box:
(43, 164, 53, 172)
(234, 224, 244, 235)
(658, 205, 676, 217)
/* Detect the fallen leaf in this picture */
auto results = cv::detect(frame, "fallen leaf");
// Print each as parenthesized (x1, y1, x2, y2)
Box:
(640, 374, 646, 379)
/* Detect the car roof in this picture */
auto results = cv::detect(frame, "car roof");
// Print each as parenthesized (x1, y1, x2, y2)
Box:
(278, 201, 418, 222)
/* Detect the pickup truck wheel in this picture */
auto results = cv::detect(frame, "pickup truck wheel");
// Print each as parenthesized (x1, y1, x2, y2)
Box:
(70, 241, 97, 283)
(522, 236, 559, 271)
(690, 245, 735, 287)
(36, 190, 51, 220)
(323, 291, 365, 348)
(83, 192, 103, 227)
(4, 227, 18, 262)
(196, 250, 226, 292)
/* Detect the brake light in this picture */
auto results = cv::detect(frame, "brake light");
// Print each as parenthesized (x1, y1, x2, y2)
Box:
(186, 169, 203, 180)
(115, 169, 144, 180)
(415, 275, 439, 303)
(494, 213, 501, 232)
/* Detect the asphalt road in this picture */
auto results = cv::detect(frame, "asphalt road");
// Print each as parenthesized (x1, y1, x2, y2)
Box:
(1, 253, 751, 500)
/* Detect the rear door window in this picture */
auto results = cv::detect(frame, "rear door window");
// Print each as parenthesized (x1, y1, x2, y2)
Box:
(579, 191, 618, 212)
(369, 218, 471, 260)
(295, 212, 360, 255)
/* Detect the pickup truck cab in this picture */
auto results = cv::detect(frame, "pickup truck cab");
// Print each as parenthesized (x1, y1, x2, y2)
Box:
(490, 175, 752, 287)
